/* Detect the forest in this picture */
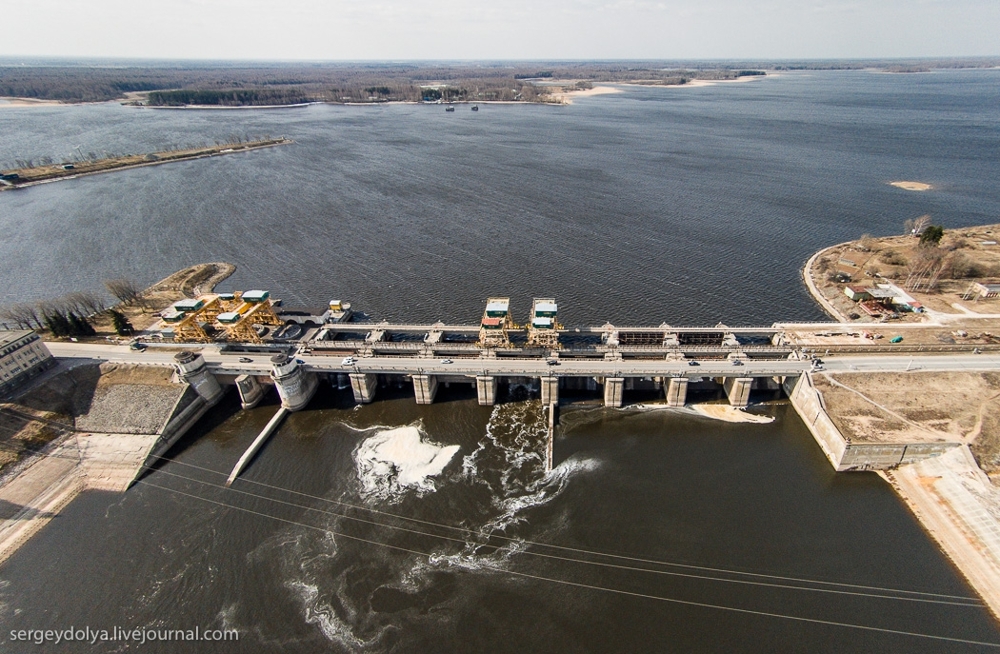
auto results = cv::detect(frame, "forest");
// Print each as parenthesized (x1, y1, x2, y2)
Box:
(1, 58, 997, 106)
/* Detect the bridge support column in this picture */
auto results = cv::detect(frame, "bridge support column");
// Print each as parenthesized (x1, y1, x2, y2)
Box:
(603, 377, 625, 408)
(665, 377, 688, 407)
(235, 374, 264, 409)
(350, 373, 378, 404)
(476, 376, 497, 406)
(724, 377, 753, 408)
(412, 374, 438, 405)
(271, 354, 318, 411)
(174, 351, 224, 406)
(540, 377, 559, 406)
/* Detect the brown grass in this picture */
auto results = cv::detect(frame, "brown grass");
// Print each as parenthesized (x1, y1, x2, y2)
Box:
(813, 371, 1000, 473)
(807, 223, 1000, 325)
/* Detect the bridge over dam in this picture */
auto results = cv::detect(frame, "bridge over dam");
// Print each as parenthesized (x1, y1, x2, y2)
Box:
(39, 289, 1000, 483)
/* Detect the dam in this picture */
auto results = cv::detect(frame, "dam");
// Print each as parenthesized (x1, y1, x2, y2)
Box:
(40, 290, 1000, 485)
(149, 292, 803, 410)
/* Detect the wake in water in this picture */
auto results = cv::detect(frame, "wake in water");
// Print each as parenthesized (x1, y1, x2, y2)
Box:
(271, 398, 600, 650)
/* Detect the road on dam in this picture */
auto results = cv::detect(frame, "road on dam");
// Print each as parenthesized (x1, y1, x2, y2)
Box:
(44, 342, 1000, 377)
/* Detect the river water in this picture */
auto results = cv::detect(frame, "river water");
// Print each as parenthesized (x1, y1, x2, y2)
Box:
(2, 70, 1000, 652)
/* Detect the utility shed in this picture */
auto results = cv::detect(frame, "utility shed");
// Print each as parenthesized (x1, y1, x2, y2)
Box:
(242, 290, 270, 303)
(534, 302, 558, 317)
(174, 298, 205, 312)
(844, 286, 871, 302)
(485, 300, 509, 317)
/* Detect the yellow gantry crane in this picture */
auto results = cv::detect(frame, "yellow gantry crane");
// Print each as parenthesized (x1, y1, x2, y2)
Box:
(526, 298, 561, 348)
(479, 297, 515, 348)
(161, 290, 282, 344)
(214, 290, 283, 344)
(161, 295, 232, 343)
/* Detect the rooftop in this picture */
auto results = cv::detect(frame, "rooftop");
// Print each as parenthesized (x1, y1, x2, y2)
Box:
(0, 330, 34, 349)
(535, 302, 558, 313)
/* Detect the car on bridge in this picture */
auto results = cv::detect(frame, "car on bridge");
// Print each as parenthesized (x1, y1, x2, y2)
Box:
(239, 357, 253, 363)
(688, 360, 700, 366)
(441, 359, 454, 364)
(342, 357, 355, 366)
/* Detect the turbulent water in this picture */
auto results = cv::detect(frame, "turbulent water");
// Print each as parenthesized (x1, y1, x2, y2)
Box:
(2, 70, 1000, 652)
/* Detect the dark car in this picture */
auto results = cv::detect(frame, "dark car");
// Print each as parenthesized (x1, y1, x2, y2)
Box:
(687, 360, 700, 366)
(239, 357, 253, 363)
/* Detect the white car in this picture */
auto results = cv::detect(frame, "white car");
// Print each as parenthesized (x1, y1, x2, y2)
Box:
(342, 357, 355, 365)
(440, 359, 453, 364)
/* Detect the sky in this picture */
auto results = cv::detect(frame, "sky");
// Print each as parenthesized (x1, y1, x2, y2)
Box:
(1, 0, 998, 61)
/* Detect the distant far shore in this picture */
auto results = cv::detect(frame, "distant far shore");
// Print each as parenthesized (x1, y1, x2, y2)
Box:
(0, 97, 68, 108)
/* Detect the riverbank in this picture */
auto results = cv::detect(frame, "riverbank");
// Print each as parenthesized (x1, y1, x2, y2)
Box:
(0, 97, 65, 108)
(41, 262, 236, 339)
(800, 232, 1000, 619)
(884, 448, 1000, 622)
(802, 241, 852, 322)
(0, 363, 209, 564)
(0, 139, 291, 192)
(801, 224, 1000, 327)
(546, 86, 623, 105)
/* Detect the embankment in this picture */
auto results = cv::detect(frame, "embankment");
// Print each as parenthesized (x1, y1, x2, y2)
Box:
(0, 363, 216, 564)
(802, 242, 851, 322)
(0, 138, 291, 192)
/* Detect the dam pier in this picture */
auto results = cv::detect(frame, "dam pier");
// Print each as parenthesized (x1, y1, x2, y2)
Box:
(37, 291, 1000, 483)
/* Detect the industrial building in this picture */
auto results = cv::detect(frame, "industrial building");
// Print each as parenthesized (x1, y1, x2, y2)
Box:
(0, 330, 55, 396)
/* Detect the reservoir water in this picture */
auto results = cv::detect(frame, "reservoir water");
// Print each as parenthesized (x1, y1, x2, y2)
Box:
(2, 69, 1000, 651)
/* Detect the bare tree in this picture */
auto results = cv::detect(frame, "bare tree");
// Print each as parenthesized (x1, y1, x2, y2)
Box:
(905, 247, 946, 291)
(1, 303, 45, 330)
(104, 278, 143, 306)
(77, 291, 106, 315)
(0, 305, 27, 329)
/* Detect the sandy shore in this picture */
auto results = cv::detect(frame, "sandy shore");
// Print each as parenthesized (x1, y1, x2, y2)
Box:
(0, 97, 63, 108)
(884, 447, 1000, 620)
(671, 76, 765, 89)
(145, 102, 317, 110)
(890, 181, 933, 191)
(548, 86, 623, 105)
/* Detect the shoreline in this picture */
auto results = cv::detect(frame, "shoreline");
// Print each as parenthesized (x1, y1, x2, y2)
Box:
(801, 235, 1000, 620)
(546, 86, 623, 105)
(0, 97, 65, 108)
(801, 241, 852, 322)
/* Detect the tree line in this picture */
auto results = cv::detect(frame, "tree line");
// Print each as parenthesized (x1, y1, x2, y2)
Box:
(0, 279, 139, 338)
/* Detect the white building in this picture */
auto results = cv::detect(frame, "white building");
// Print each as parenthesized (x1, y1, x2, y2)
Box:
(0, 330, 55, 396)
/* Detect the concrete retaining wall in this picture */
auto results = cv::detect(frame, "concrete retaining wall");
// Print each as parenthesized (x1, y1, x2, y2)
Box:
(786, 374, 960, 471)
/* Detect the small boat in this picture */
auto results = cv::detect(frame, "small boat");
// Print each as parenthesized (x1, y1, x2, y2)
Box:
(471, 105, 479, 112)
(445, 106, 455, 112)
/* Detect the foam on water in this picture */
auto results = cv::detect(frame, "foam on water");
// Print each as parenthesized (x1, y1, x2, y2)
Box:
(283, 401, 602, 645)
(286, 580, 371, 649)
(355, 426, 460, 502)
